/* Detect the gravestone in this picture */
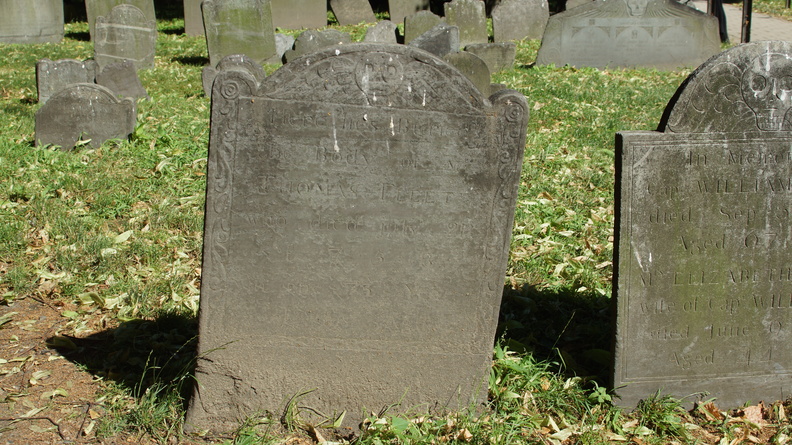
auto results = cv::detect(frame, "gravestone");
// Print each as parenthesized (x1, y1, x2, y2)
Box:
(96, 60, 150, 100)
(271, 0, 325, 29)
(444, 0, 488, 48)
(613, 41, 792, 408)
(85, 0, 155, 41)
(274, 33, 296, 61)
(0, 0, 64, 44)
(407, 23, 460, 58)
(404, 10, 443, 45)
(492, 0, 549, 41)
(202, 54, 267, 96)
(364, 20, 400, 44)
(184, 0, 204, 36)
(330, 0, 376, 25)
(203, 0, 277, 67)
(36, 59, 98, 104)
(465, 42, 517, 73)
(184, 43, 528, 432)
(535, 0, 719, 70)
(35, 83, 136, 150)
(283, 29, 352, 63)
(443, 51, 492, 95)
(390, 0, 430, 24)
(94, 4, 157, 70)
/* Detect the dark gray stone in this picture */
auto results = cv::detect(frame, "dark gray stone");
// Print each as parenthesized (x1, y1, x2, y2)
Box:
(407, 23, 460, 58)
(36, 59, 98, 104)
(0, 0, 63, 44)
(465, 42, 516, 72)
(444, 0, 488, 48)
(535, 0, 720, 70)
(94, 4, 157, 70)
(184, 0, 204, 36)
(443, 51, 491, 95)
(389, 0, 430, 24)
(274, 33, 295, 60)
(364, 20, 400, 44)
(284, 29, 352, 63)
(271, 0, 326, 29)
(184, 43, 528, 433)
(330, 0, 376, 25)
(86, 0, 155, 41)
(203, 0, 277, 67)
(96, 59, 150, 100)
(613, 41, 792, 409)
(492, 0, 549, 41)
(404, 10, 443, 45)
(202, 54, 267, 97)
(35, 83, 136, 150)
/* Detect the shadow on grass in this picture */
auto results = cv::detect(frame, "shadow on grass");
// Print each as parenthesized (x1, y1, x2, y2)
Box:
(173, 55, 210, 66)
(64, 30, 90, 42)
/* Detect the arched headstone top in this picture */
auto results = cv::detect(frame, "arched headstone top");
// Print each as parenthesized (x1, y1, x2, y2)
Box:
(661, 41, 792, 133)
(220, 44, 490, 114)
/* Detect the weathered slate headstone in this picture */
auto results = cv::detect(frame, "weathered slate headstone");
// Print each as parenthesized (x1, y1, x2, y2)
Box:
(184, 43, 528, 432)
(94, 4, 157, 70)
(364, 20, 400, 44)
(389, 0, 430, 24)
(184, 0, 204, 36)
(270, 0, 326, 29)
(0, 0, 64, 44)
(274, 33, 296, 61)
(36, 59, 98, 104)
(96, 60, 150, 100)
(404, 10, 443, 45)
(85, 0, 155, 41)
(202, 0, 277, 67)
(35, 83, 136, 150)
(613, 41, 792, 408)
(443, 51, 492, 95)
(492, 0, 549, 42)
(407, 23, 460, 58)
(283, 29, 352, 63)
(330, 0, 376, 25)
(465, 42, 517, 73)
(202, 54, 267, 97)
(536, 0, 720, 70)
(444, 0, 488, 48)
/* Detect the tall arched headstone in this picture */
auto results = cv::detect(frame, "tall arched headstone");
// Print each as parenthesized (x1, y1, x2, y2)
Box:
(85, 0, 155, 41)
(613, 41, 792, 408)
(94, 4, 157, 70)
(184, 44, 528, 432)
(0, 0, 64, 44)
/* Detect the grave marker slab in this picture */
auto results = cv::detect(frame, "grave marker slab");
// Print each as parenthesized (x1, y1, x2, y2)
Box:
(283, 29, 352, 63)
(271, 0, 326, 29)
(330, 0, 376, 25)
(404, 10, 443, 44)
(443, 51, 491, 95)
(492, 0, 549, 42)
(184, 0, 204, 36)
(94, 4, 157, 70)
(184, 43, 528, 432)
(96, 60, 150, 100)
(0, 0, 64, 44)
(203, 0, 277, 67)
(35, 83, 136, 150)
(536, 0, 720, 70)
(364, 20, 399, 44)
(444, 0, 488, 47)
(613, 41, 792, 408)
(407, 23, 460, 58)
(202, 54, 267, 97)
(86, 0, 155, 41)
(389, 0, 430, 24)
(465, 42, 517, 73)
(36, 59, 98, 104)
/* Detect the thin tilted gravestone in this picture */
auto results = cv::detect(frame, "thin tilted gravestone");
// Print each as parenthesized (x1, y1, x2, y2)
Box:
(408, 23, 460, 58)
(465, 42, 517, 73)
(36, 59, 98, 104)
(270, 0, 326, 29)
(184, 0, 204, 36)
(35, 83, 136, 150)
(444, 0, 488, 47)
(94, 4, 157, 70)
(283, 29, 352, 63)
(329, 0, 376, 25)
(404, 10, 443, 44)
(536, 0, 720, 70)
(202, 0, 277, 67)
(389, 0, 430, 24)
(96, 60, 150, 100)
(184, 44, 528, 432)
(0, 0, 64, 44)
(85, 0, 155, 41)
(492, 0, 549, 41)
(443, 51, 492, 95)
(364, 20, 399, 44)
(613, 41, 792, 408)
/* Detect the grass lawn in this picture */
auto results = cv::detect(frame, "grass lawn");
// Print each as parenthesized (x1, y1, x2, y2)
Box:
(1, 12, 791, 445)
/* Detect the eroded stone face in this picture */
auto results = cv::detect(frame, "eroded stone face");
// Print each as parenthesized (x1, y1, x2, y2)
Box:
(741, 53, 792, 131)
(185, 44, 528, 433)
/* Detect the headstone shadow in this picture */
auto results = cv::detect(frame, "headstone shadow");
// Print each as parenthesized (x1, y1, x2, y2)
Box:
(64, 30, 90, 42)
(172, 55, 211, 66)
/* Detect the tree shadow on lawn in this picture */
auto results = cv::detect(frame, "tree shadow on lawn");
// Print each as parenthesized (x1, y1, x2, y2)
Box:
(47, 285, 613, 406)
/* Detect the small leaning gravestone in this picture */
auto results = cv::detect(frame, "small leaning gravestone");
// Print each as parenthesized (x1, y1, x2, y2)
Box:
(613, 41, 792, 408)
(37, 59, 99, 104)
(184, 44, 529, 432)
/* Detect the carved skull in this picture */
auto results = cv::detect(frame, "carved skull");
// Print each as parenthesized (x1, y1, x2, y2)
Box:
(625, 0, 648, 16)
(741, 53, 792, 130)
